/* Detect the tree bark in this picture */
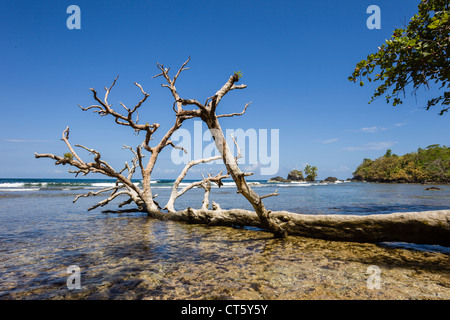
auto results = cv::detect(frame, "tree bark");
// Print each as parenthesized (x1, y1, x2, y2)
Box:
(163, 208, 450, 246)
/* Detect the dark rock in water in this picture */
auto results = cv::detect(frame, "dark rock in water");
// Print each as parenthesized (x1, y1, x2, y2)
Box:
(269, 169, 305, 182)
(425, 187, 443, 191)
(268, 176, 290, 183)
(324, 177, 338, 183)
(352, 175, 364, 182)
(287, 170, 304, 181)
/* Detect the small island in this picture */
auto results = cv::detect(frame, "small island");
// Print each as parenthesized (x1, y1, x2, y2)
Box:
(352, 145, 449, 184)
(269, 168, 342, 184)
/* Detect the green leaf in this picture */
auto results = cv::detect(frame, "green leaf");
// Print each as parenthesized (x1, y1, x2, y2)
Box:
(428, 20, 440, 29)
(64, 152, 73, 159)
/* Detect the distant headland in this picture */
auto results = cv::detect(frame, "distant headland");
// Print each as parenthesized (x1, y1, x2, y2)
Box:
(352, 144, 449, 184)
(269, 145, 449, 185)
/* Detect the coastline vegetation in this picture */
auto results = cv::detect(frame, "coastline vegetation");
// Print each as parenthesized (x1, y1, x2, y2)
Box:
(353, 144, 450, 183)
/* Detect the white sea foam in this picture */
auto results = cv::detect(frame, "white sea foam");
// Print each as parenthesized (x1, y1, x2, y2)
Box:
(28, 182, 48, 186)
(221, 182, 237, 187)
(91, 182, 117, 188)
(89, 182, 141, 188)
(276, 183, 314, 187)
(0, 183, 25, 188)
(0, 188, 38, 192)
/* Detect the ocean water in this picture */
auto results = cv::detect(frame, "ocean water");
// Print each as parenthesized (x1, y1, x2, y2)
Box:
(1, 178, 449, 214)
(0, 178, 449, 299)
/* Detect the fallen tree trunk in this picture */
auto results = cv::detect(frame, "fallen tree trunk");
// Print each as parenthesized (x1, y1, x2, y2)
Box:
(160, 208, 450, 246)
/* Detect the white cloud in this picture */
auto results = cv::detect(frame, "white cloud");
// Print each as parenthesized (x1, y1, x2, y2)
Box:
(2, 138, 52, 143)
(331, 166, 350, 172)
(318, 138, 339, 144)
(347, 126, 388, 133)
(243, 163, 262, 171)
(347, 123, 407, 134)
(342, 141, 398, 151)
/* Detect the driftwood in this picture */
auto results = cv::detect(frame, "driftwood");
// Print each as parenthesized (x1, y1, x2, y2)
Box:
(162, 208, 450, 246)
(35, 58, 450, 245)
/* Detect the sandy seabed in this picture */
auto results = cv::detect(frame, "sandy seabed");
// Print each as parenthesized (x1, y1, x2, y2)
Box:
(2, 218, 448, 300)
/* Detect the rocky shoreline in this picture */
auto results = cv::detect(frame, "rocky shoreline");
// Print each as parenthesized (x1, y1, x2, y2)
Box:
(268, 171, 346, 184)
(268, 170, 448, 187)
(351, 175, 449, 185)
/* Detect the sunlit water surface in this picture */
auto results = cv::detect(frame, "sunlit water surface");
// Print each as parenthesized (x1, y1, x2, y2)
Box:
(0, 181, 449, 299)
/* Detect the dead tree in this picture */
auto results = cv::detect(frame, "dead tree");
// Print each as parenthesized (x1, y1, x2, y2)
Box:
(35, 58, 450, 245)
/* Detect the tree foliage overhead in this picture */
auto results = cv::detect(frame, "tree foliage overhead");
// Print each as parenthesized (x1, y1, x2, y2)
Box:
(349, 0, 449, 115)
(353, 144, 450, 183)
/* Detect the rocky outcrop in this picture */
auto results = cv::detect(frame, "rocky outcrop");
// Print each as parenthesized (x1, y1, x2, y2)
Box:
(351, 175, 364, 182)
(320, 177, 339, 183)
(268, 176, 290, 183)
(269, 170, 305, 183)
(287, 170, 304, 181)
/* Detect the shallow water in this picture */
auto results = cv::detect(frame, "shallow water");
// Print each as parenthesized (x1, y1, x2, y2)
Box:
(0, 182, 449, 299)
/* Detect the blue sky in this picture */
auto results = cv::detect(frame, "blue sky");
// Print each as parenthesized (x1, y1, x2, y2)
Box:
(0, 0, 448, 180)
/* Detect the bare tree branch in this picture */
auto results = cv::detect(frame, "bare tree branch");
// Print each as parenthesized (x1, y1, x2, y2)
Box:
(208, 73, 245, 113)
(260, 189, 279, 200)
(211, 201, 222, 211)
(87, 190, 132, 211)
(61, 127, 84, 164)
(164, 155, 227, 212)
(79, 77, 156, 135)
(176, 98, 207, 112)
(35, 127, 145, 204)
(104, 75, 119, 106)
(217, 101, 252, 118)
(230, 133, 242, 162)
(230, 84, 247, 91)
(122, 144, 144, 179)
(173, 56, 191, 83)
(165, 141, 188, 154)
(73, 186, 120, 204)
(199, 177, 212, 210)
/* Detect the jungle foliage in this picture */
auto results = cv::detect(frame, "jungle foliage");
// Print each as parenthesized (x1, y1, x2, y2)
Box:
(353, 144, 450, 183)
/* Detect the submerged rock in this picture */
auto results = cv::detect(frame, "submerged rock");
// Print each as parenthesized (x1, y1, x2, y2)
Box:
(425, 187, 443, 191)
